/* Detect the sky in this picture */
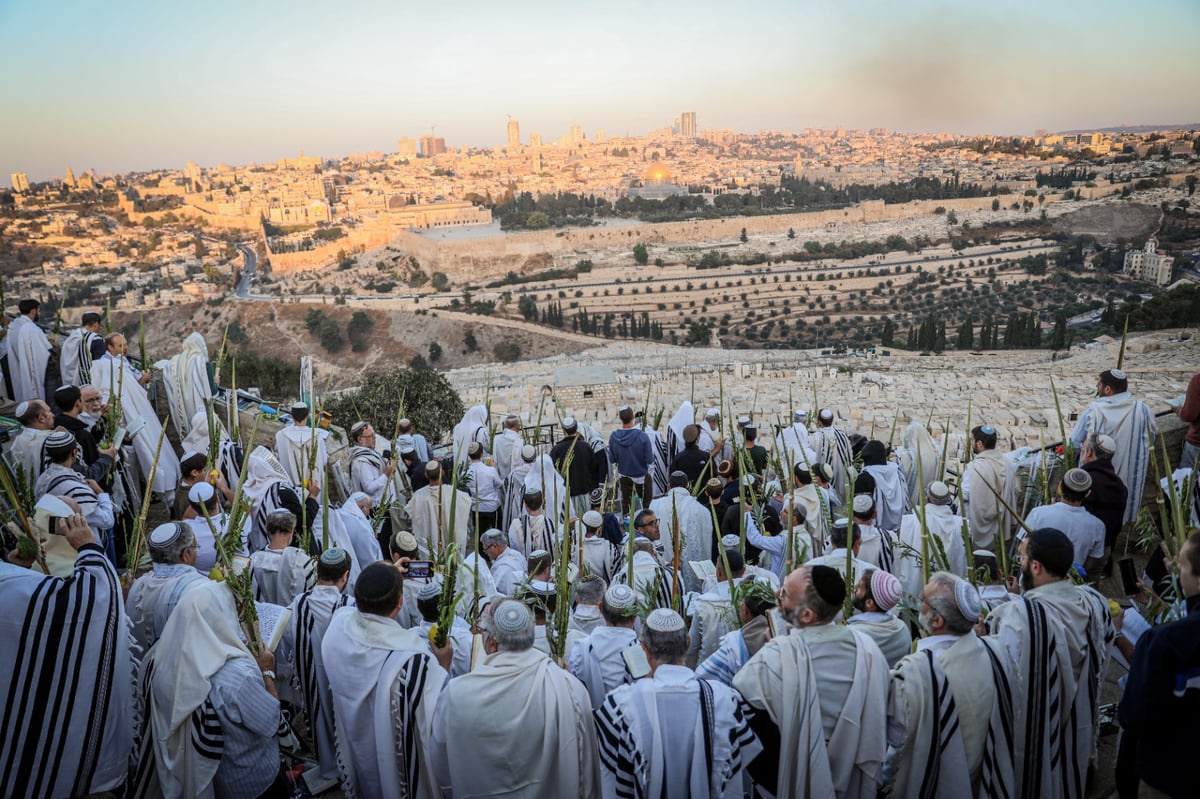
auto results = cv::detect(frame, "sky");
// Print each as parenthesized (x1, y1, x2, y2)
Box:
(2, 0, 1198, 183)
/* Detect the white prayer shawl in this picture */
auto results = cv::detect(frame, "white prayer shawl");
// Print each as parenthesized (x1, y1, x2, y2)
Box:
(508, 513, 560, 559)
(782, 483, 829, 554)
(666, 401, 695, 460)
(1070, 391, 1157, 523)
(140, 581, 259, 799)
(649, 486, 713, 591)
(813, 424, 855, 498)
(275, 424, 330, 491)
(776, 423, 818, 469)
(888, 648, 973, 799)
(336, 497, 383, 571)
(0, 549, 133, 799)
(452, 404, 490, 465)
(432, 646, 602, 799)
(285, 585, 350, 780)
(645, 427, 670, 498)
(93, 352, 181, 493)
(9, 315, 51, 402)
(179, 410, 241, 488)
(894, 505, 969, 602)
(846, 612, 912, 668)
(900, 422, 942, 509)
(249, 546, 314, 606)
(961, 449, 1008, 550)
(60, 325, 102, 386)
(501, 462, 533, 532)
(9, 426, 52, 485)
(987, 581, 1113, 799)
(406, 484, 472, 555)
(490, 546, 528, 595)
(126, 563, 207, 656)
(567, 625, 638, 710)
(613, 550, 673, 610)
(864, 462, 908, 531)
(493, 428, 524, 483)
(459, 552, 498, 611)
(311, 509, 363, 592)
(417, 617, 474, 677)
(690, 582, 740, 665)
(526, 453, 568, 525)
(582, 535, 626, 583)
(322, 607, 446, 799)
(161, 332, 212, 441)
(595, 664, 761, 799)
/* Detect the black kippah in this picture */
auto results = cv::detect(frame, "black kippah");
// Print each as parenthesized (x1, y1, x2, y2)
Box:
(809, 564, 846, 607)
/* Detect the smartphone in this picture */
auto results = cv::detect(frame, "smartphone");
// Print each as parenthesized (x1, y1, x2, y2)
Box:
(622, 643, 651, 680)
(407, 560, 433, 580)
(1117, 558, 1139, 596)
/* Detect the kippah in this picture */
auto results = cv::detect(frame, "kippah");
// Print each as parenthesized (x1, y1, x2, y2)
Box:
(398, 441, 416, 455)
(736, 415, 750, 426)
(980, 425, 996, 435)
(467, 441, 483, 456)
(1095, 434, 1116, 455)
(45, 430, 77, 451)
(528, 579, 556, 596)
(705, 477, 722, 491)
(349, 491, 369, 503)
(588, 487, 604, 503)
(704, 407, 719, 419)
(869, 570, 902, 611)
(764, 480, 781, 496)
(717, 460, 734, 476)
(670, 469, 688, 482)
(818, 408, 834, 422)
(523, 489, 543, 502)
(645, 608, 686, 632)
(852, 494, 874, 515)
(793, 409, 808, 421)
(927, 481, 951, 504)
(520, 444, 537, 462)
(1106, 368, 1127, 380)
(741, 473, 757, 487)
(393, 531, 419, 552)
(268, 507, 293, 516)
(291, 401, 308, 413)
(813, 462, 833, 482)
(319, 547, 350, 566)
(973, 548, 996, 559)
(617, 404, 632, 413)
(528, 548, 549, 560)
(188, 481, 216, 503)
(721, 534, 741, 548)
(562, 416, 577, 431)
(743, 424, 757, 435)
(149, 522, 183, 548)
(181, 450, 202, 463)
(582, 510, 603, 528)
(417, 578, 443, 600)
(14, 401, 29, 418)
(350, 421, 368, 436)
(809, 564, 846, 607)
(491, 600, 531, 634)
(833, 517, 850, 530)
(604, 584, 637, 613)
(1062, 468, 1092, 492)
(953, 579, 983, 620)
(426, 459, 441, 472)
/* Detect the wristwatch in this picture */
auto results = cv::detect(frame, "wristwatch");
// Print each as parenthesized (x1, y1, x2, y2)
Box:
(261, 670, 276, 680)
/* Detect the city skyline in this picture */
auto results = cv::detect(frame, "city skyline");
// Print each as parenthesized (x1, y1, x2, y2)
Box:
(2, 0, 1199, 182)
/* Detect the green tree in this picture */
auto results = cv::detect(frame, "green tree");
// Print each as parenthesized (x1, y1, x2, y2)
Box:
(428, 341, 443, 363)
(493, 340, 522, 362)
(991, 198, 1000, 211)
(347, 310, 374, 352)
(684, 321, 712, 346)
(408, 354, 430, 371)
(632, 243, 649, 265)
(318, 318, 344, 352)
(525, 211, 550, 229)
(1049, 313, 1068, 350)
(787, 227, 795, 239)
(739, 227, 748, 243)
(463, 328, 478, 352)
(430, 272, 450, 292)
(881, 318, 895, 347)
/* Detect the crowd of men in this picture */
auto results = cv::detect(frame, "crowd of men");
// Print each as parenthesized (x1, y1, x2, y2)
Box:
(1, 306, 1198, 799)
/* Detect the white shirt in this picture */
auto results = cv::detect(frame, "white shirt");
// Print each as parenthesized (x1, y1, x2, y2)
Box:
(1024, 502, 1105, 566)
(467, 460, 503, 512)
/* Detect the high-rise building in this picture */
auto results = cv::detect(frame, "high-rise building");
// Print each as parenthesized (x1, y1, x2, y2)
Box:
(569, 124, 583, 145)
(419, 136, 446, 157)
(507, 118, 520, 149)
(680, 111, 697, 139)
(64, 166, 77, 190)
(529, 132, 542, 148)
(9, 172, 29, 193)
(596, 128, 606, 143)
(397, 136, 417, 159)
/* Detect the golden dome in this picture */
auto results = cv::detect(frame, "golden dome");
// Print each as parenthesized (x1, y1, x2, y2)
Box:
(644, 163, 672, 182)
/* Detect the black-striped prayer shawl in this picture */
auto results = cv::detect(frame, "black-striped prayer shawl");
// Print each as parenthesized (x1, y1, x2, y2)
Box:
(890, 649, 972, 799)
(0, 549, 132, 799)
(646, 428, 670, 498)
(131, 659, 224, 798)
(292, 588, 350, 776)
(250, 481, 303, 553)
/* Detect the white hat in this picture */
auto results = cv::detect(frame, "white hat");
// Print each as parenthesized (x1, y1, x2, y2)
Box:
(417, 578, 443, 601)
(926, 481, 951, 504)
(188, 481, 216, 504)
(953, 579, 983, 620)
(721, 534, 741, 548)
(181, 450, 202, 463)
(645, 608, 686, 632)
(793, 409, 808, 422)
(604, 584, 638, 614)
(491, 600, 532, 634)
(149, 522, 183, 548)
(852, 494, 874, 516)
(818, 408, 834, 422)
(582, 510, 603, 528)
(562, 416, 577, 431)
(528, 579, 556, 596)
(704, 408, 720, 420)
(1095, 434, 1117, 455)
(520, 444, 537, 462)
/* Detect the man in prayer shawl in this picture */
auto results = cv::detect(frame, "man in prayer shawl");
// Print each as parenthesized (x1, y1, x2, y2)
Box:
(184, 481, 227, 573)
(93, 332, 182, 500)
(858, 439, 908, 531)
(321, 562, 451, 798)
(394, 416, 432, 464)
(581, 509, 626, 582)
(35, 429, 115, 547)
(1079, 434, 1127, 572)
(551, 416, 598, 518)
(570, 574, 607, 633)
(175, 450, 227, 520)
(311, 492, 366, 591)
(526, 451, 569, 528)
(0, 511, 133, 799)
(780, 464, 830, 560)
(134, 580, 288, 799)
(126, 521, 208, 657)
(10, 399, 56, 483)
(649, 470, 713, 592)
(986, 528, 1114, 799)
(518, 575, 587, 657)
(53, 384, 116, 481)
(180, 408, 242, 490)
(567, 583, 639, 709)
(665, 400, 695, 462)
(804, 517, 877, 584)
(275, 401, 329, 494)
(481, 527, 528, 595)
(492, 414, 524, 482)
(433, 599, 602, 798)
(596, 607, 761, 799)
(849, 494, 896, 572)
(813, 408, 855, 499)
(687, 546, 749, 667)
(280, 548, 351, 782)
(894, 480, 968, 602)
(642, 414, 671, 499)
(243, 445, 317, 554)
(501, 442, 538, 533)
(960, 424, 1009, 551)
(899, 420, 941, 510)
(335, 491, 383, 575)
(8, 298, 53, 402)
(973, 550, 1012, 611)
(697, 407, 731, 462)
(161, 331, 212, 440)
(613, 534, 674, 610)
(250, 509, 315, 605)
(452, 403, 491, 465)
(696, 578, 777, 686)
(734, 564, 890, 799)
(407, 459, 473, 555)
(348, 420, 398, 507)
(1069, 368, 1156, 525)
(886, 572, 1016, 799)
(414, 577, 474, 677)
(846, 569, 910, 667)
(59, 311, 105, 387)
(508, 488, 560, 557)
(775, 409, 818, 469)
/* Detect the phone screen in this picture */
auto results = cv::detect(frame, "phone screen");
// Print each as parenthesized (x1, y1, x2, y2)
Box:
(622, 643, 651, 680)
(407, 560, 433, 580)
(1117, 558, 1139, 596)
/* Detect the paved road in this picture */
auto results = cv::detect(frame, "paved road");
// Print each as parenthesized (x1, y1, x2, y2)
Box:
(235, 244, 256, 297)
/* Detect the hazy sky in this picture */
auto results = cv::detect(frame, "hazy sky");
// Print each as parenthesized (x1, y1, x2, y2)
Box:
(2, 0, 1198, 182)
